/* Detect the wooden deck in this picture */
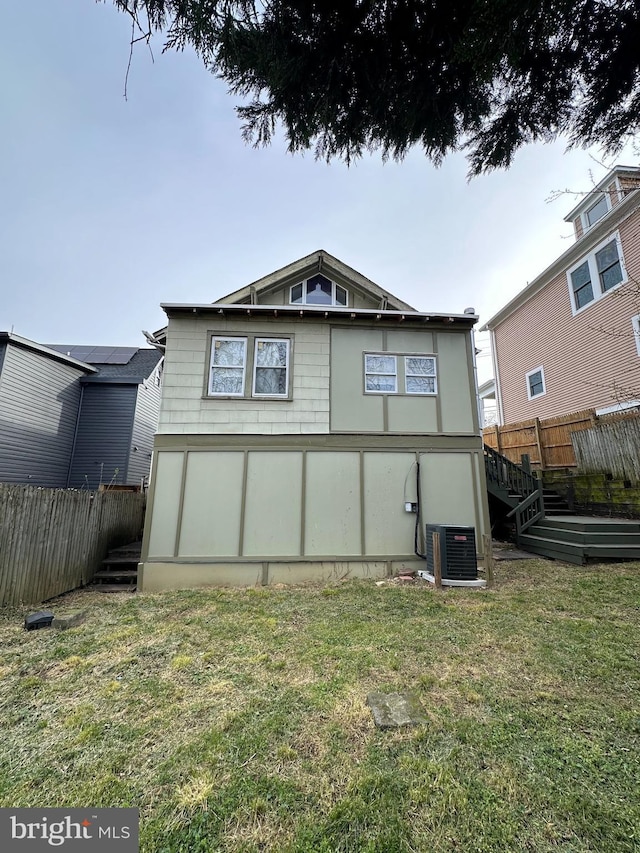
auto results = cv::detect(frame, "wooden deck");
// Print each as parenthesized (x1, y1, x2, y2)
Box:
(518, 515, 640, 565)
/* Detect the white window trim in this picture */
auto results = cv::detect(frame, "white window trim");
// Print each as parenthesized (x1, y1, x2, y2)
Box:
(364, 352, 438, 396)
(566, 230, 627, 316)
(580, 190, 613, 232)
(251, 337, 290, 398)
(632, 315, 640, 357)
(289, 278, 348, 307)
(364, 353, 398, 394)
(404, 355, 438, 395)
(209, 336, 247, 397)
(526, 365, 546, 400)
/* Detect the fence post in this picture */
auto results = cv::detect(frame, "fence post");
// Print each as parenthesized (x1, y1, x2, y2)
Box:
(534, 418, 544, 469)
(482, 533, 494, 588)
(432, 531, 442, 589)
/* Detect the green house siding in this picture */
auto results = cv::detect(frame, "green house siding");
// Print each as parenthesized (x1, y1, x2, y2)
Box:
(140, 439, 489, 588)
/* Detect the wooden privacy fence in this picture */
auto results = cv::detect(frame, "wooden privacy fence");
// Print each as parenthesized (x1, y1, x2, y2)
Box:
(0, 485, 145, 607)
(573, 416, 640, 481)
(483, 409, 597, 469)
(483, 407, 640, 471)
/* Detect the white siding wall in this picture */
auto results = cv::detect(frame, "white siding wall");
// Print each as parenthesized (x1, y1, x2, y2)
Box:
(159, 317, 330, 434)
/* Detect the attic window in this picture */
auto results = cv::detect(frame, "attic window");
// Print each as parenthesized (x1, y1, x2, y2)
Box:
(581, 193, 611, 231)
(290, 274, 348, 307)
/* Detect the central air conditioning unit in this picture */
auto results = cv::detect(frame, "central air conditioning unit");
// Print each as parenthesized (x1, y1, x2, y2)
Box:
(420, 524, 485, 587)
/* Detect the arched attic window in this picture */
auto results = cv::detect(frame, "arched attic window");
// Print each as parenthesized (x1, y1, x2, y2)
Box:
(290, 274, 348, 306)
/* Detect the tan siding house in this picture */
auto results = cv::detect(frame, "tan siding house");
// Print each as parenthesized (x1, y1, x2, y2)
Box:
(139, 251, 490, 590)
(485, 165, 640, 424)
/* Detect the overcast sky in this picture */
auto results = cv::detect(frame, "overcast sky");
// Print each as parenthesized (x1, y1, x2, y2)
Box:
(2, 1, 638, 383)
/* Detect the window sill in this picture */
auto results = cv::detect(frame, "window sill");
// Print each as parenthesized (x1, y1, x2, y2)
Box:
(202, 395, 293, 402)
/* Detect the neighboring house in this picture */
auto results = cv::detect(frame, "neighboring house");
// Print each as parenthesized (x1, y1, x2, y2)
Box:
(0, 333, 163, 489)
(483, 164, 640, 424)
(139, 250, 490, 591)
(478, 378, 497, 426)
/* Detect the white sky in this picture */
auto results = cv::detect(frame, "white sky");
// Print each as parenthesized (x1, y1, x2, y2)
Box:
(2, 0, 638, 384)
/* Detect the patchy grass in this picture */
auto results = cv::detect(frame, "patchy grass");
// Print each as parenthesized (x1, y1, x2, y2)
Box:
(1, 559, 639, 852)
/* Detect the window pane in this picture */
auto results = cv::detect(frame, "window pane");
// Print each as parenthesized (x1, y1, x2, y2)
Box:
(255, 368, 287, 395)
(306, 274, 333, 305)
(585, 195, 608, 227)
(335, 285, 347, 306)
(256, 340, 288, 367)
(406, 376, 436, 394)
(406, 356, 435, 375)
(596, 242, 622, 292)
(600, 263, 622, 292)
(365, 354, 396, 374)
(290, 283, 303, 304)
(366, 374, 397, 392)
(213, 339, 245, 366)
(570, 262, 593, 309)
(528, 371, 544, 397)
(211, 367, 244, 394)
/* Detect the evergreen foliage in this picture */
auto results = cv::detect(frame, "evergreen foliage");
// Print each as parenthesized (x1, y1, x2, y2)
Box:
(111, 1, 640, 173)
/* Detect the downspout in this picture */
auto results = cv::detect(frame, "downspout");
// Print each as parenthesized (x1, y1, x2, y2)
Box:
(489, 329, 504, 426)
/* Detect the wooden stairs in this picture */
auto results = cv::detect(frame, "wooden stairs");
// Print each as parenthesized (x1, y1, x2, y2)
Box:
(519, 516, 640, 565)
(484, 445, 640, 564)
(90, 541, 141, 592)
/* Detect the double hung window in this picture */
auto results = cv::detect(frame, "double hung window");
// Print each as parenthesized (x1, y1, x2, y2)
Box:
(208, 335, 291, 398)
(526, 366, 546, 400)
(364, 353, 437, 395)
(567, 233, 625, 313)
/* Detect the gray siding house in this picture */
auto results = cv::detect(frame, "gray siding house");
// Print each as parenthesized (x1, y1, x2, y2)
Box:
(0, 334, 163, 489)
(140, 251, 490, 590)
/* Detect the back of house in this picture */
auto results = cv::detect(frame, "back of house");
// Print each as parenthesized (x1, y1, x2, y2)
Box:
(139, 250, 490, 590)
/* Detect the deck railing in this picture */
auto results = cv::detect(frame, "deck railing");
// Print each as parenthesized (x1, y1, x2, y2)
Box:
(484, 444, 544, 538)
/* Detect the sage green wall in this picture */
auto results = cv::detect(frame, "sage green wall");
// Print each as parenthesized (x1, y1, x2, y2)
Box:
(146, 451, 183, 558)
(363, 452, 416, 553)
(142, 445, 488, 574)
(178, 451, 244, 557)
(161, 316, 330, 435)
(305, 451, 362, 556)
(330, 328, 475, 434)
(419, 452, 478, 529)
(243, 451, 303, 556)
(330, 329, 385, 431)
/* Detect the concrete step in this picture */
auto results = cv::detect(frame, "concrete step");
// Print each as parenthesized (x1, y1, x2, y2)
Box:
(93, 569, 137, 581)
(90, 584, 137, 594)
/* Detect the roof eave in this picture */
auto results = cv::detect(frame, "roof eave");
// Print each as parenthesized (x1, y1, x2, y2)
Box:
(0, 332, 97, 373)
(161, 303, 477, 327)
(563, 165, 640, 223)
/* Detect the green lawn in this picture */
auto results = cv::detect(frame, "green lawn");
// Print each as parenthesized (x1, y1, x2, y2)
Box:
(1, 560, 639, 852)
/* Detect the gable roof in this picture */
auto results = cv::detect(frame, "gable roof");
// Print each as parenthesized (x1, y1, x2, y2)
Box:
(215, 250, 416, 311)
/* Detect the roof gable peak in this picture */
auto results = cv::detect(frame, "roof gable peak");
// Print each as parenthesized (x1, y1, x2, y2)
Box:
(214, 250, 416, 311)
